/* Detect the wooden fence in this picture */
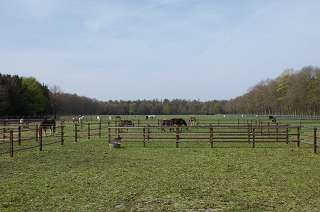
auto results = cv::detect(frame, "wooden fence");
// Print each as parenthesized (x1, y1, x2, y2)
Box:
(107, 124, 302, 148)
(1, 120, 319, 157)
(0, 125, 64, 157)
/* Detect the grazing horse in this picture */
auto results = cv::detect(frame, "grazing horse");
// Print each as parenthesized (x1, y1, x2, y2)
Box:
(40, 119, 56, 136)
(119, 120, 134, 132)
(119, 120, 134, 127)
(161, 119, 174, 132)
(171, 118, 188, 127)
(145, 115, 156, 120)
(269, 116, 277, 123)
(161, 118, 187, 132)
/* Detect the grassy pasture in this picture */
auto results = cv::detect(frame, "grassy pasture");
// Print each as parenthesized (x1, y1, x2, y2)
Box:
(1, 115, 320, 211)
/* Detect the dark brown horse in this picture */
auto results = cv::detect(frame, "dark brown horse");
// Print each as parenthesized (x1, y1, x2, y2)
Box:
(40, 118, 56, 136)
(161, 118, 187, 132)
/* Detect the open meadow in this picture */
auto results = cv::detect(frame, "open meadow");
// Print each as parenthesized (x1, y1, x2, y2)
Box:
(1, 115, 320, 211)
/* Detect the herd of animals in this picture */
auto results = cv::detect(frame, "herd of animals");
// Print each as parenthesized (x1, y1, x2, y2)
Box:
(14, 116, 198, 137)
(3, 115, 278, 138)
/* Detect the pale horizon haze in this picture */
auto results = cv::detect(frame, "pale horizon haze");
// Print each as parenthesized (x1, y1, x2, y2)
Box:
(1, 0, 320, 101)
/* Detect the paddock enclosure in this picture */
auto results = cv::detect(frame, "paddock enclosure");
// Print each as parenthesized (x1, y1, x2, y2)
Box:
(1, 115, 320, 211)
(0, 115, 319, 157)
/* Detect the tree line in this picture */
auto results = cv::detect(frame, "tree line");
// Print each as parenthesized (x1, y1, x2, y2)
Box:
(0, 74, 51, 117)
(224, 66, 320, 115)
(1, 66, 320, 117)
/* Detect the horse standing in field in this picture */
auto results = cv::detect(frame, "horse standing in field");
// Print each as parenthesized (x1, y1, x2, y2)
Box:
(171, 118, 188, 128)
(145, 115, 156, 120)
(39, 118, 56, 136)
(269, 116, 277, 123)
(161, 119, 174, 132)
(117, 120, 134, 132)
(188, 117, 198, 126)
(161, 118, 187, 132)
(119, 120, 134, 127)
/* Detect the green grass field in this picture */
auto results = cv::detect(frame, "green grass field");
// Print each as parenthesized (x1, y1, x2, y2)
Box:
(1, 115, 320, 211)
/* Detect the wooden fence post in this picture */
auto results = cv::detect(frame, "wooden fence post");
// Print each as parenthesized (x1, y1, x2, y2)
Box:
(147, 126, 150, 143)
(99, 120, 102, 138)
(286, 126, 289, 144)
(108, 127, 111, 144)
(35, 125, 39, 142)
(314, 128, 317, 154)
(248, 127, 251, 144)
(39, 127, 43, 151)
(18, 126, 21, 146)
(10, 130, 13, 157)
(276, 123, 279, 142)
(252, 128, 255, 148)
(75, 124, 78, 143)
(143, 127, 146, 147)
(2, 128, 6, 142)
(61, 125, 64, 145)
(210, 126, 213, 148)
(297, 127, 301, 147)
(176, 127, 179, 148)
(88, 123, 90, 140)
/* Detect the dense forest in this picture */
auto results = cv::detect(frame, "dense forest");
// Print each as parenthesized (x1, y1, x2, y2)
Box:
(0, 74, 51, 116)
(1, 66, 320, 116)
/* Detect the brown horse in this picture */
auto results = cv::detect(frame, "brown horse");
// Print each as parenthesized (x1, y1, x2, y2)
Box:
(161, 118, 187, 132)
(40, 118, 56, 136)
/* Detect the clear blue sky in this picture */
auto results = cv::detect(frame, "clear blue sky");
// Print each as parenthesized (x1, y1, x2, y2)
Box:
(1, 0, 320, 101)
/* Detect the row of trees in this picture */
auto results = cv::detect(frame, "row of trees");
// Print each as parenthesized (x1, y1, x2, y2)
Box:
(2, 66, 320, 116)
(225, 66, 320, 115)
(0, 74, 51, 116)
(53, 93, 225, 115)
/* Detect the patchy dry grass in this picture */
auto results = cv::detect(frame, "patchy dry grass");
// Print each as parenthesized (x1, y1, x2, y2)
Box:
(1, 137, 320, 211)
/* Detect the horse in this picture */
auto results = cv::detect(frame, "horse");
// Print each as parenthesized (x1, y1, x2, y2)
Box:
(171, 118, 188, 127)
(119, 120, 134, 132)
(188, 117, 197, 126)
(269, 115, 277, 123)
(39, 118, 56, 136)
(145, 115, 156, 120)
(119, 120, 134, 127)
(161, 119, 174, 132)
(161, 118, 187, 132)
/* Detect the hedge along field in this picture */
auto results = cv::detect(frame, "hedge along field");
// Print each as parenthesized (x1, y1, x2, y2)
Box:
(1, 115, 320, 211)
